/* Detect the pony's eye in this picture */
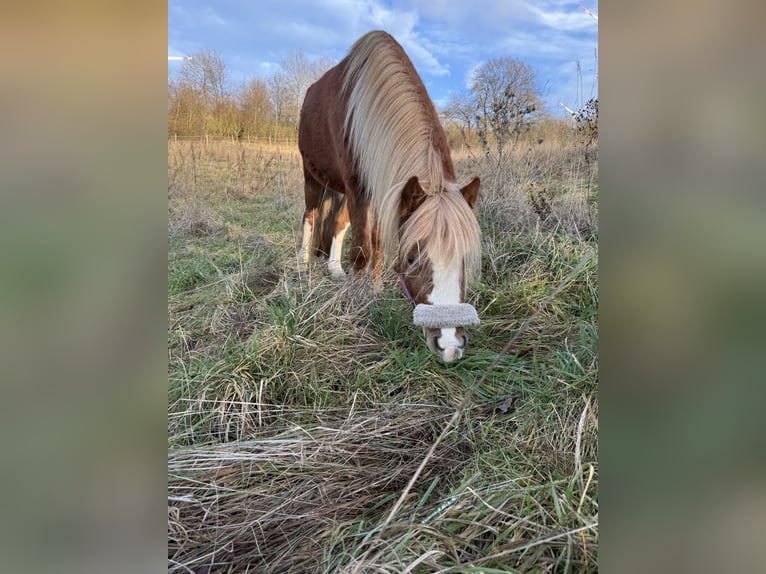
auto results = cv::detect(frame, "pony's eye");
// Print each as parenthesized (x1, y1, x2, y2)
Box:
(407, 256, 417, 267)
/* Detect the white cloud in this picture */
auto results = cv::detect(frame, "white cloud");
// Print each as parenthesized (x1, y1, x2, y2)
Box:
(168, 0, 597, 111)
(392, 0, 535, 32)
(199, 5, 227, 28)
(525, 4, 597, 33)
(402, 39, 450, 76)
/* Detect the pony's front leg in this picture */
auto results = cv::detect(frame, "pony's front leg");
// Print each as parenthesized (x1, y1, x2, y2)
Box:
(347, 219, 383, 292)
(347, 197, 371, 276)
(369, 220, 384, 292)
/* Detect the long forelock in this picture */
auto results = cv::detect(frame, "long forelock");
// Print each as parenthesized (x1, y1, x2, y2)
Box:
(342, 32, 446, 263)
(399, 186, 482, 284)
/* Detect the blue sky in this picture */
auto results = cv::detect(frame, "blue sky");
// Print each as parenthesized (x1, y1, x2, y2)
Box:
(168, 0, 598, 116)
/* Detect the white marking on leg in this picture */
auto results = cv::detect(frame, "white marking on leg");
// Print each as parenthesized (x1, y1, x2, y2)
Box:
(328, 222, 350, 278)
(427, 258, 464, 361)
(298, 218, 313, 264)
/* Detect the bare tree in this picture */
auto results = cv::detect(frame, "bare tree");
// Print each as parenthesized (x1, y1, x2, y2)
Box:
(168, 78, 205, 137)
(444, 91, 479, 154)
(468, 58, 541, 159)
(237, 78, 272, 139)
(178, 50, 228, 107)
(267, 72, 291, 141)
(170, 50, 232, 137)
(167, 49, 335, 140)
(210, 93, 241, 139)
(269, 51, 334, 137)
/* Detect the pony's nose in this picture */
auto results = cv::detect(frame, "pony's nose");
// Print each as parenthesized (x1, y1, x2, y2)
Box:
(440, 345, 463, 362)
(431, 331, 467, 362)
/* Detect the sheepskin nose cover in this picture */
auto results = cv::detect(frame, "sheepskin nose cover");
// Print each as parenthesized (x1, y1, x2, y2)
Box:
(412, 303, 480, 329)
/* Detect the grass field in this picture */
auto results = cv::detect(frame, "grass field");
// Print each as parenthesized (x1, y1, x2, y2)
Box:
(168, 136, 598, 573)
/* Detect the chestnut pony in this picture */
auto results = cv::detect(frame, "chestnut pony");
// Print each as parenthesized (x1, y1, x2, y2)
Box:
(298, 31, 482, 362)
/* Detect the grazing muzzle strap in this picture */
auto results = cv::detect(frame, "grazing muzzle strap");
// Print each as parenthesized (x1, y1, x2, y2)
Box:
(412, 303, 481, 329)
(398, 274, 416, 304)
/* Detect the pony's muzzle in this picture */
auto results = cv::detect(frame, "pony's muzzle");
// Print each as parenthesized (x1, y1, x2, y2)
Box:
(425, 329, 466, 362)
(441, 346, 463, 362)
(414, 304, 479, 362)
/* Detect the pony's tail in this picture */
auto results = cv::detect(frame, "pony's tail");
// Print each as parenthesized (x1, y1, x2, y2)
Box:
(312, 189, 346, 258)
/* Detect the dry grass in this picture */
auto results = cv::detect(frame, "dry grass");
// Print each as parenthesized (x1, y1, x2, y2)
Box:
(168, 406, 467, 573)
(168, 404, 597, 573)
(168, 131, 598, 572)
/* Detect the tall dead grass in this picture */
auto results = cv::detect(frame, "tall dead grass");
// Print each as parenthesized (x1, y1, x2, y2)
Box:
(168, 140, 302, 229)
(469, 137, 598, 241)
(168, 406, 468, 573)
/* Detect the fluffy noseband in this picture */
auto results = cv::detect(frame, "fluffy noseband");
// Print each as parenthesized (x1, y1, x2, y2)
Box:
(412, 303, 480, 329)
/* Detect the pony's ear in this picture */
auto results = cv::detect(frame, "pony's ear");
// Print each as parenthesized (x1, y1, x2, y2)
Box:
(460, 177, 480, 209)
(400, 176, 427, 217)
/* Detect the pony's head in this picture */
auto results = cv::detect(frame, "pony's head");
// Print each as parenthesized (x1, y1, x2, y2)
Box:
(395, 176, 482, 362)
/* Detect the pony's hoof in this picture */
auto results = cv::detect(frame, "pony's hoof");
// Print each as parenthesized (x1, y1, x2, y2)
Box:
(328, 267, 346, 279)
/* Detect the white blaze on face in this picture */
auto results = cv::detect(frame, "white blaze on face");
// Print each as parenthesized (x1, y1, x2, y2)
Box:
(427, 257, 464, 361)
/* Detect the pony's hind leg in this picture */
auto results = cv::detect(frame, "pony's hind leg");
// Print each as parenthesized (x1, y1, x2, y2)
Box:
(327, 199, 350, 278)
(298, 167, 324, 266)
(298, 208, 317, 265)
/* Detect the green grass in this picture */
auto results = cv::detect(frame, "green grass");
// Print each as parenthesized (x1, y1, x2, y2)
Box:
(168, 139, 598, 572)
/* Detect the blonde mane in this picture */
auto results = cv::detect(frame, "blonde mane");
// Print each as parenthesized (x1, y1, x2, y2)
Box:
(399, 188, 482, 282)
(342, 31, 480, 278)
